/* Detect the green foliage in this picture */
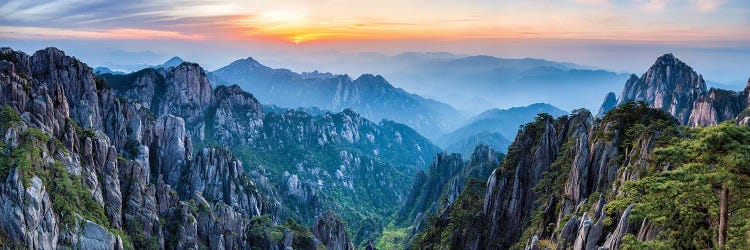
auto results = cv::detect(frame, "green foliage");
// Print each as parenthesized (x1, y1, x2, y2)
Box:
(111, 229, 135, 250)
(66, 117, 96, 138)
(375, 224, 411, 250)
(47, 161, 110, 227)
(608, 122, 750, 249)
(246, 215, 319, 250)
(283, 218, 318, 249)
(95, 75, 110, 90)
(412, 178, 487, 250)
(0, 119, 114, 244)
(124, 139, 140, 159)
(620, 234, 672, 250)
(0, 53, 19, 64)
(0, 105, 22, 132)
(596, 101, 679, 155)
(195, 110, 435, 246)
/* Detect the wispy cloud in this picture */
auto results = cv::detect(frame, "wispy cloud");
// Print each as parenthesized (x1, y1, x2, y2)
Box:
(692, 0, 724, 12)
(0, 0, 746, 43)
(0, 26, 204, 40)
(637, 0, 670, 12)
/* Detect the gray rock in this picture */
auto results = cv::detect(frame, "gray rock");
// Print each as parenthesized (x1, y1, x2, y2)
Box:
(76, 220, 117, 250)
(312, 211, 354, 250)
(602, 204, 633, 250)
(596, 92, 617, 117)
(0, 173, 59, 250)
(154, 114, 191, 188)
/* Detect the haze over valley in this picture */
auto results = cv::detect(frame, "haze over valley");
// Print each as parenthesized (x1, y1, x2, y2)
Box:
(1, 1, 749, 250)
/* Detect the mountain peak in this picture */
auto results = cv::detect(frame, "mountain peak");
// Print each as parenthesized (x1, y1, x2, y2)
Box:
(165, 56, 183, 62)
(354, 74, 387, 83)
(154, 56, 185, 68)
(650, 53, 692, 72)
(617, 53, 707, 125)
(239, 57, 263, 67)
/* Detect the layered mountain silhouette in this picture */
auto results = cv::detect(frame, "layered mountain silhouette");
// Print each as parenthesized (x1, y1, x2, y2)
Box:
(438, 103, 568, 154)
(212, 57, 464, 140)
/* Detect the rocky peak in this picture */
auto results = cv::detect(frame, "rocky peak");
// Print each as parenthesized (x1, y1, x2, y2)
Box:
(596, 92, 617, 117)
(352, 74, 393, 90)
(617, 53, 707, 125)
(166, 62, 212, 105)
(468, 144, 496, 163)
(30, 47, 105, 130)
(311, 211, 354, 250)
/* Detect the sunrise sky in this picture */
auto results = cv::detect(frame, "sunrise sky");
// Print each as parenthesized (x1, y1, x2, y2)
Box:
(2, 0, 749, 83)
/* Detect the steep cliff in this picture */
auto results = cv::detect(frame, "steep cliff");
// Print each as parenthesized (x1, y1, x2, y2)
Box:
(612, 53, 749, 126)
(103, 50, 441, 247)
(312, 211, 355, 250)
(382, 145, 502, 248)
(0, 47, 291, 249)
(411, 103, 683, 250)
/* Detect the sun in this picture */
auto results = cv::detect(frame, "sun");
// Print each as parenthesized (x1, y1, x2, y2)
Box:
(293, 36, 303, 45)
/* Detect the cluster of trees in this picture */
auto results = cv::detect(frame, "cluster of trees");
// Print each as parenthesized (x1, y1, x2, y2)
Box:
(610, 121, 750, 249)
(403, 102, 750, 249)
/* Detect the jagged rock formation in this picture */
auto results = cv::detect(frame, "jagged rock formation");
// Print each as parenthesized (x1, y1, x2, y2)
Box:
(393, 145, 502, 246)
(613, 53, 750, 126)
(100, 50, 440, 247)
(211, 57, 464, 140)
(596, 92, 616, 117)
(0, 47, 275, 249)
(312, 211, 355, 250)
(409, 102, 681, 250)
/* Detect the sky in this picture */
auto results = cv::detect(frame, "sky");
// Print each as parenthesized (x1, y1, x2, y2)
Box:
(1, 0, 749, 84)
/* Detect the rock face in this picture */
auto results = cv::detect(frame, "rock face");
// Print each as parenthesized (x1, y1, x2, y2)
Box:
(596, 92, 616, 117)
(0, 173, 59, 250)
(617, 53, 707, 125)
(483, 112, 564, 249)
(412, 102, 677, 249)
(0, 47, 270, 249)
(312, 212, 354, 250)
(76, 220, 119, 249)
(101, 51, 439, 244)
(397, 144, 502, 245)
(612, 53, 750, 126)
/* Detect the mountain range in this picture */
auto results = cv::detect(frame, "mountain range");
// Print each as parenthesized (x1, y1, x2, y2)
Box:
(2, 46, 749, 250)
(211, 57, 464, 140)
(259, 52, 629, 113)
(438, 103, 568, 155)
(390, 53, 750, 250)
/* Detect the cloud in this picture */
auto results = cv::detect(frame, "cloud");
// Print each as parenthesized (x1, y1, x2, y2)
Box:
(692, 0, 723, 12)
(638, 0, 670, 12)
(571, 0, 611, 5)
(0, 26, 204, 40)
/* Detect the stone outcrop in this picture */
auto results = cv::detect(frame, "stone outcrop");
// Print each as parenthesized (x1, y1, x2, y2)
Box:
(311, 211, 354, 250)
(616, 53, 707, 125)
(0, 47, 272, 249)
(453, 107, 666, 249)
(397, 144, 500, 233)
(596, 92, 616, 117)
(0, 173, 59, 249)
(611, 53, 750, 127)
